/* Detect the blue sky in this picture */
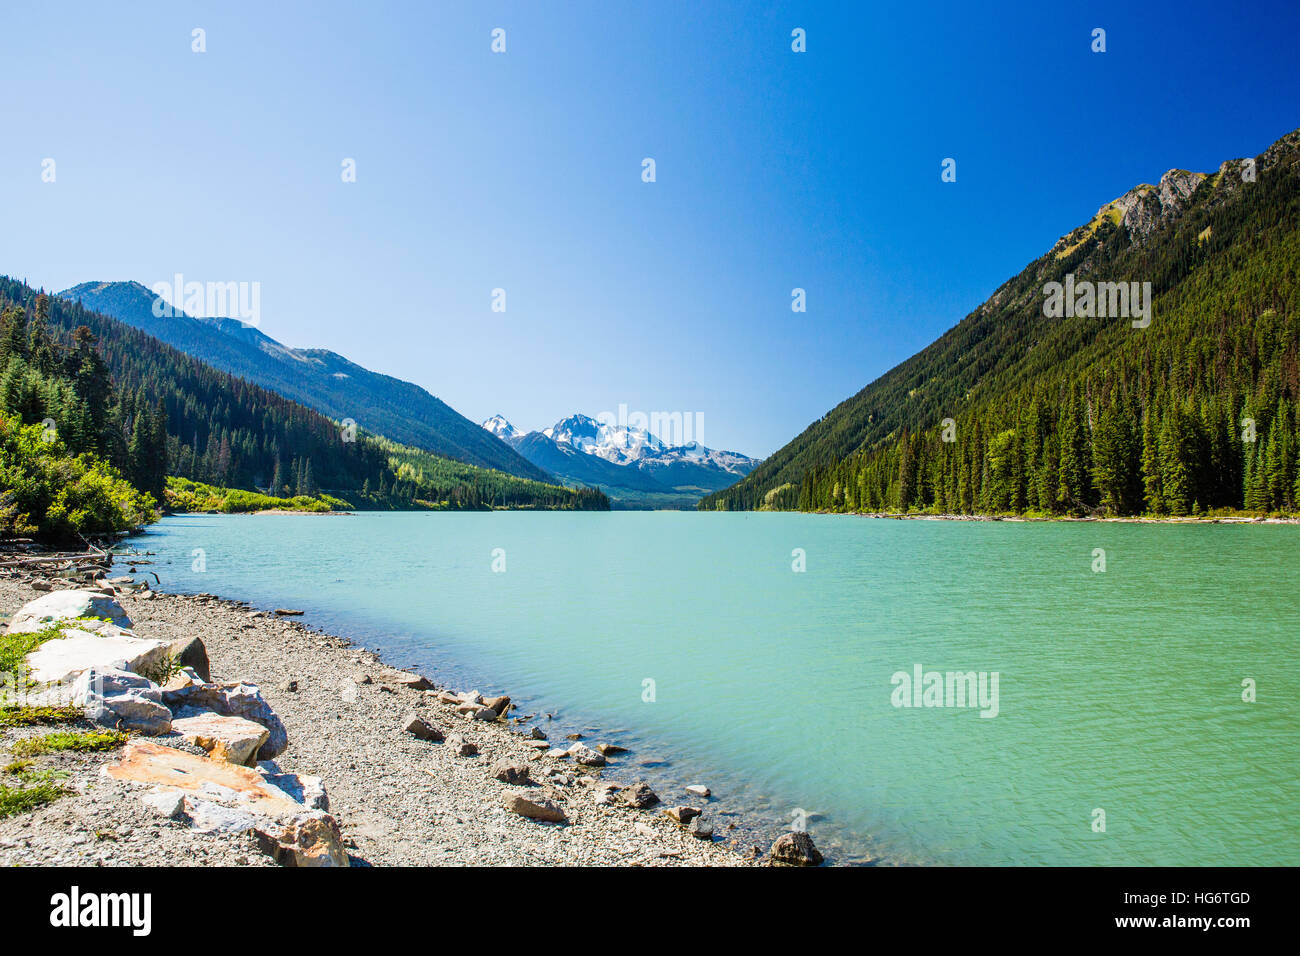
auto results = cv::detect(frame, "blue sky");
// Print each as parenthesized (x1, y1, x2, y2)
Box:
(1, 1, 1297, 456)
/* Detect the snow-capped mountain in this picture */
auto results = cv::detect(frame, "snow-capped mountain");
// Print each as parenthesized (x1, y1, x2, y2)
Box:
(482, 414, 761, 507)
(542, 413, 666, 465)
(482, 414, 522, 443)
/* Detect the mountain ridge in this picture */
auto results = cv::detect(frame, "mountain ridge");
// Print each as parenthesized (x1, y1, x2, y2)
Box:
(703, 125, 1300, 515)
(57, 280, 550, 482)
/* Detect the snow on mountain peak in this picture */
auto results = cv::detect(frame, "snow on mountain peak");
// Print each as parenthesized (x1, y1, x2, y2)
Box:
(543, 413, 666, 465)
(482, 414, 521, 442)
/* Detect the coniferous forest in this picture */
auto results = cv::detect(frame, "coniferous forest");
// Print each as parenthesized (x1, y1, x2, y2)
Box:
(0, 278, 607, 537)
(703, 128, 1300, 518)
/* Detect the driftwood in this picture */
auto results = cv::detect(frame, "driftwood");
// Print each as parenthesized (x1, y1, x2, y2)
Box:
(0, 537, 141, 576)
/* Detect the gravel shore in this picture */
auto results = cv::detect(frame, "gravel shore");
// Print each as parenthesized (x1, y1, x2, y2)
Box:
(0, 578, 750, 867)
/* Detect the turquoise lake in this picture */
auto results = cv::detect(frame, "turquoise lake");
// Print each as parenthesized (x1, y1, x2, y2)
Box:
(119, 512, 1300, 866)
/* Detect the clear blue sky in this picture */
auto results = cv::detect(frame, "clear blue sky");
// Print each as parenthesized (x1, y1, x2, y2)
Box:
(1, 1, 1296, 456)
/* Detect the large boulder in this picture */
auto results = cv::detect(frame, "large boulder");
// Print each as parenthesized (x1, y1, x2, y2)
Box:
(172, 712, 269, 766)
(71, 667, 172, 735)
(105, 741, 347, 867)
(164, 679, 288, 758)
(8, 589, 132, 633)
(256, 811, 348, 868)
(26, 629, 172, 685)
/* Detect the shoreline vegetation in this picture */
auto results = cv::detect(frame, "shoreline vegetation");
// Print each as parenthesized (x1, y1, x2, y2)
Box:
(0, 548, 825, 867)
(820, 509, 1300, 523)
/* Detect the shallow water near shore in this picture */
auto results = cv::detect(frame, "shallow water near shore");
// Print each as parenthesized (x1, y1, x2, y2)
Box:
(119, 512, 1300, 866)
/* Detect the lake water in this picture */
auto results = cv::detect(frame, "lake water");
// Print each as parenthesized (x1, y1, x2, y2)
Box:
(119, 512, 1300, 866)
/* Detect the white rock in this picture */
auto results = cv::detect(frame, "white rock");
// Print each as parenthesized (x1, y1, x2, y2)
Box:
(257, 762, 329, 811)
(25, 630, 171, 686)
(187, 800, 261, 835)
(8, 589, 132, 634)
(685, 785, 711, 798)
(568, 744, 607, 767)
(72, 667, 172, 735)
(140, 788, 186, 819)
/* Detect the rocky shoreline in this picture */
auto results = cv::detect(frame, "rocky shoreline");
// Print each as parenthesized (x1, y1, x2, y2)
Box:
(0, 569, 824, 867)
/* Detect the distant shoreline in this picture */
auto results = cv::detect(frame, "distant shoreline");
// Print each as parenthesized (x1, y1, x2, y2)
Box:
(822, 511, 1300, 525)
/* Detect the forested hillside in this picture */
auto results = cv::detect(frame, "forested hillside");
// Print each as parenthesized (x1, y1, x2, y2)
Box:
(0, 278, 607, 516)
(703, 127, 1300, 517)
(0, 293, 159, 537)
(60, 280, 551, 482)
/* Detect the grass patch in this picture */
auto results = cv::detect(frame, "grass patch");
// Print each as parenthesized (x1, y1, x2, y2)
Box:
(10, 730, 127, 756)
(0, 705, 82, 728)
(0, 778, 67, 818)
(0, 763, 69, 818)
(0, 623, 65, 680)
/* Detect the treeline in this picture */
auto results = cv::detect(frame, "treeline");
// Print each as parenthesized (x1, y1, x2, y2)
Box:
(707, 127, 1300, 517)
(372, 435, 610, 510)
(801, 380, 1298, 517)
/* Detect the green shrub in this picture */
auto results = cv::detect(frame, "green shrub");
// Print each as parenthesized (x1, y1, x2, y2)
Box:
(0, 412, 157, 540)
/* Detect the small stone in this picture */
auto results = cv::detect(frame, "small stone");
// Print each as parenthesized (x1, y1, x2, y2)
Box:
(502, 792, 566, 823)
(689, 816, 713, 839)
(353, 672, 372, 685)
(568, 744, 606, 767)
(279, 680, 299, 693)
(770, 831, 824, 866)
(664, 805, 702, 825)
(619, 781, 660, 810)
(139, 789, 185, 820)
(401, 714, 444, 742)
(482, 695, 511, 715)
(595, 743, 627, 755)
(565, 733, 583, 740)
(384, 671, 434, 691)
(685, 784, 711, 798)
(491, 761, 532, 785)
(528, 726, 547, 740)
(446, 734, 477, 757)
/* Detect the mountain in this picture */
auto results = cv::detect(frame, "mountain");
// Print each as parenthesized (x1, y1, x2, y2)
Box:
(1, 276, 604, 512)
(703, 126, 1300, 516)
(57, 281, 549, 482)
(543, 413, 667, 465)
(482, 413, 522, 443)
(486, 413, 760, 507)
